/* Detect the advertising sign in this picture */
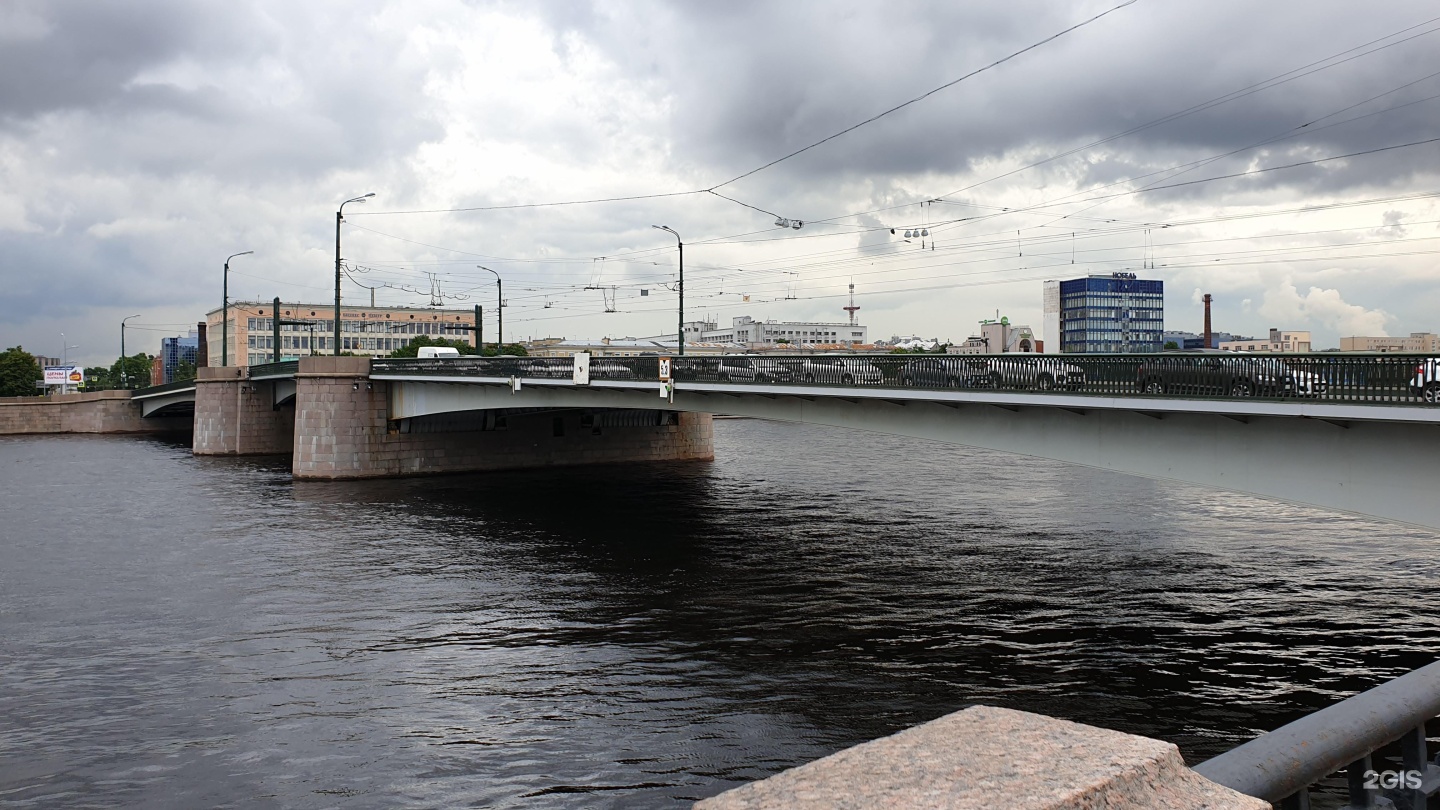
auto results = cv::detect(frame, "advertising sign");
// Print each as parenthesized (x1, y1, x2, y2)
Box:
(43, 366, 84, 386)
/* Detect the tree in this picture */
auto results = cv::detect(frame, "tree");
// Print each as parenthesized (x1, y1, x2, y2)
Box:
(173, 361, 197, 382)
(110, 353, 153, 389)
(387, 335, 528, 358)
(1163, 341, 1180, 350)
(79, 353, 153, 390)
(388, 336, 478, 358)
(0, 346, 43, 397)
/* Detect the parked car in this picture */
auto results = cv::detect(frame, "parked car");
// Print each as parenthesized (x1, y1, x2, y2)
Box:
(1136, 351, 1322, 397)
(1411, 358, 1440, 403)
(897, 357, 973, 387)
(716, 356, 794, 383)
(514, 360, 569, 378)
(975, 357, 1085, 391)
(588, 360, 636, 380)
(796, 356, 883, 385)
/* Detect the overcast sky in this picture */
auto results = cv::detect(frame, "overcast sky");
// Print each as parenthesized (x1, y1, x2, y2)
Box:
(3, 0, 1439, 363)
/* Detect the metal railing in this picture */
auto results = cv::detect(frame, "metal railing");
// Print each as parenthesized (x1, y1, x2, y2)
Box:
(369, 353, 1440, 408)
(1194, 660, 1440, 809)
(248, 360, 299, 379)
(129, 378, 198, 397)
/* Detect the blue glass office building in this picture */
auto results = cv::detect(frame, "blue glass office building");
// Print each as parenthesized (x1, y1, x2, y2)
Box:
(1057, 273, 1163, 353)
(161, 334, 199, 383)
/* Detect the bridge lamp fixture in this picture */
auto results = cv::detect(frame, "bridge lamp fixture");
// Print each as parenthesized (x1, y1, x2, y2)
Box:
(121, 314, 141, 388)
(652, 225, 683, 356)
(478, 265, 502, 351)
(223, 251, 254, 367)
(335, 193, 375, 355)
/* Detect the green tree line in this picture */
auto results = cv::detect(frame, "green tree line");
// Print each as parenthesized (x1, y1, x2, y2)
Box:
(387, 336, 528, 358)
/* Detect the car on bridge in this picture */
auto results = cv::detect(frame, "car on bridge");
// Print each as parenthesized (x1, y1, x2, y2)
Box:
(589, 360, 637, 380)
(1136, 351, 1323, 398)
(896, 357, 979, 388)
(794, 356, 883, 385)
(514, 359, 571, 379)
(974, 357, 1085, 391)
(716, 356, 794, 383)
(1412, 358, 1440, 403)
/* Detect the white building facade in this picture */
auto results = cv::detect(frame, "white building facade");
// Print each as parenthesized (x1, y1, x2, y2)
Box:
(645, 315, 867, 348)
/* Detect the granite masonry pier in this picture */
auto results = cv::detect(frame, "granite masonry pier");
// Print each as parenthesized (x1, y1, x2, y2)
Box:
(290, 356, 714, 479)
(0, 390, 189, 435)
(193, 366, 296, 455)
(696, 706, 1267, 810)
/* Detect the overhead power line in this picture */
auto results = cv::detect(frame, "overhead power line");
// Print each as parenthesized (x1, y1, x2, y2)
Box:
(355, 1, 1138, 217)
(708, 0, 1140, 190)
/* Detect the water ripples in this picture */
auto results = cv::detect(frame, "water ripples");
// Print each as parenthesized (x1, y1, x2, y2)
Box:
(1, 424, 1438, 808)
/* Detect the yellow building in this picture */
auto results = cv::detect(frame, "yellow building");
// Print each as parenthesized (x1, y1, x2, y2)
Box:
(204, 302, 477, 367)
(1340, 333, 1440, 352)
(1219, 329, 1311, 353)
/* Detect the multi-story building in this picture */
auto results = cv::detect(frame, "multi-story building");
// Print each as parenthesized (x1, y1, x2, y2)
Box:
(949, 317, 1039, 354)
(1339, 332, 1440, 352)
(642, 315, 867, 348)
(160, 331, 199, 383)
(204, 302, 478, 366)
(525, 338, 733, 357)
(1163, 330, 1238, 350)
(1219, 329, 1312, 353)
(1048, 273, 1164, 353)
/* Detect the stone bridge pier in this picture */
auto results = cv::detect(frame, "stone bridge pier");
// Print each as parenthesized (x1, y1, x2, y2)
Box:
(193, 367, 295, 455)
(288, 356, 712, 479)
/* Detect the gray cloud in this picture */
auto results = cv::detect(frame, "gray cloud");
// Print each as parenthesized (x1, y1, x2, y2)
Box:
(2, 0, 1439, 362)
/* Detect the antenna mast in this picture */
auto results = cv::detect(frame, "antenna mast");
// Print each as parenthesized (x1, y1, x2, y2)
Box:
(843, 282, 860, 326)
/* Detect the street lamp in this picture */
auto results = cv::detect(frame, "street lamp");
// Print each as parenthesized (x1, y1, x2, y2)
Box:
(652, 225, 683, 355)
(60, 334, 79, 393)
(335, 193, 375, 355)
(478, 266, 502, 352)
(121, 314, 140, 388)
(222, 251, 253, 367)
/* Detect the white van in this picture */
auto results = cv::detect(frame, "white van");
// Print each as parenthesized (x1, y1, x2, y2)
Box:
(417, 346, 462, 359)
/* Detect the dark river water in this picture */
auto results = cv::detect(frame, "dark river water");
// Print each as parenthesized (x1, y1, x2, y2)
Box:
(2, 420, 1438, 808)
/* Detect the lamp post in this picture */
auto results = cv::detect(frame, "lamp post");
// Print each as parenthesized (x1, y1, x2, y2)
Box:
(478, 266, 502, 352)
(121, 314, 140, 388)
(335, 193, 375, 355)
(60, 334, 79, 394)
(222, 251, 253, 367)
(652, 225, 683, 355)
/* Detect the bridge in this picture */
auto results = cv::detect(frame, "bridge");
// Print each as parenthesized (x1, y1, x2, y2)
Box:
(131, 351, 1440, 529)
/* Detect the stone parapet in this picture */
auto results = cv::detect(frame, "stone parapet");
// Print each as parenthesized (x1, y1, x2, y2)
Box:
(0, 390, 188, 435)
(297, 355, 372, 377)
(695, 706, 1267, 810)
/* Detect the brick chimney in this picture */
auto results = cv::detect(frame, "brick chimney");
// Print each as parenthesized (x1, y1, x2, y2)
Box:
(1202, 294, 1213, 349)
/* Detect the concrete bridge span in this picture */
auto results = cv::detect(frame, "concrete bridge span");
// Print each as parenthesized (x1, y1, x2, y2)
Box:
(125, 353, 1440, 529)
(382, 374, 1440, 531)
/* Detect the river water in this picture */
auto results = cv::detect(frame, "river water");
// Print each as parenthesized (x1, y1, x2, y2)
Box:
(1, 420, 1437, 808)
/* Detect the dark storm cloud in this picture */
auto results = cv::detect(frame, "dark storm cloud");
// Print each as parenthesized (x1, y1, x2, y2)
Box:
(0, 1, 211, 121)
(532, 0, 1440, 204)
(1, 1, 445, 181)
(2, 0, 1438, 359)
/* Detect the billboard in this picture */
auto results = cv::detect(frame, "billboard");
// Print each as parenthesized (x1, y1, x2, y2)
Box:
(43, 366, 84, 386)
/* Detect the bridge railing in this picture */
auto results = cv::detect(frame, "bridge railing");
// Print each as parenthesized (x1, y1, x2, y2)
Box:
(248, 361, 299, 379)
(368, 352, 1440, 407)
(1194, 659, 1440, 808)
(129, 378, 198, 397)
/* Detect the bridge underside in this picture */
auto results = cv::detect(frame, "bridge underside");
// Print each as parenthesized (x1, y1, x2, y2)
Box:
(138, 391, 196, 418)
(389, 380, 1440, 531)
